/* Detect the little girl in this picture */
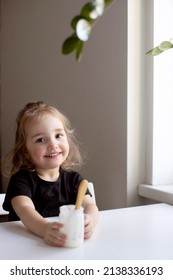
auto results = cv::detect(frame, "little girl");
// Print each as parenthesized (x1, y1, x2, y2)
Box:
(2, 101, 99, 247)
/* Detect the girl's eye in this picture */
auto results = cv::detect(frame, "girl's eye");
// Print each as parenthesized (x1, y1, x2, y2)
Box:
(56, 133, 63, 139)
(35, 138, 46, 143)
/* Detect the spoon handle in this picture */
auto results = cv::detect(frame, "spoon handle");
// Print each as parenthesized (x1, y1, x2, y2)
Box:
(75, 179, 88, 210)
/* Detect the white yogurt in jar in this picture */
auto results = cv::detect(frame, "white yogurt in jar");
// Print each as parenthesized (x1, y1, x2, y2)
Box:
(59, 205, 84, 248)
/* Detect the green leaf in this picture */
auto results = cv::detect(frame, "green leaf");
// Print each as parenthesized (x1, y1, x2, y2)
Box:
(146, 46, 163, 56)
(104, 0, 114, 7)
(76, 40, 84, 62)
(159, 41, 173, 51)
(80, 2, 95, 19)
(62, 35, 79, 55)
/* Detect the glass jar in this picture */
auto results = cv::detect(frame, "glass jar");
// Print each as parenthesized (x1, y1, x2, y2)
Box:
(59, 205, 84, 248)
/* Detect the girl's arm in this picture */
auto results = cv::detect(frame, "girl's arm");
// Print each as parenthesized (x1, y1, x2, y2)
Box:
(82, 195, 99, 239)
(11, 195, 67, 246)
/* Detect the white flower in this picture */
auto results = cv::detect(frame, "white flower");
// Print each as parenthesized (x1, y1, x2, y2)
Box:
(89, 0, 105, 19)
(76, 19, 91, 41)
(95, 0, 105, 15)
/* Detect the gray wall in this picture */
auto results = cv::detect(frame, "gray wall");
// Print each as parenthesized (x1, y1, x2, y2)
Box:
(1, 0, 128, 210)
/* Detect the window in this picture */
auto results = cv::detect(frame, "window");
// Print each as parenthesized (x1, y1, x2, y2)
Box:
(138, 0, 173, 203)
(128, 0, 173, 205)
(152, 0, 173, 185)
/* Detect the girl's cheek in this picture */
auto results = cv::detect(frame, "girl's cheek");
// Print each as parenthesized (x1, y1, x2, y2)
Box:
(32, 147, 44, 157)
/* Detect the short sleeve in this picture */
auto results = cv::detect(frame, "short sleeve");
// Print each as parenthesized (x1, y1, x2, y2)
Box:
(3, 170, 34, 212)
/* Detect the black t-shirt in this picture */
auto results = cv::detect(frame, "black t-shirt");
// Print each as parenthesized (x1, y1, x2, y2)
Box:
(3, 169, 90, 221)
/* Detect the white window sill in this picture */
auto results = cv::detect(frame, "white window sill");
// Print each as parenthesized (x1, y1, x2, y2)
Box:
(138, 184, 173, 205)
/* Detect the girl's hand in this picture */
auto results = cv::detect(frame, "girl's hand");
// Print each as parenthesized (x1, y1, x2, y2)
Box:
(84, 214, 94, 239)
(44, 222, 67, 247)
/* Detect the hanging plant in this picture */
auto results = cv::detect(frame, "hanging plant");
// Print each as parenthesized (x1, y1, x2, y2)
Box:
(147, 40, 173, 56)
(62, 0, 115, 61)
(62, 1, 172, 60)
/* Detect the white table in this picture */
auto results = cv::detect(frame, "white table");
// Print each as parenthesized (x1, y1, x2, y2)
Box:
(0, 203, 173, 260)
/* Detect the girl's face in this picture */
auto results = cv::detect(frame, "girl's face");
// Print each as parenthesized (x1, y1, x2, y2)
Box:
(25, 113, 69, 175)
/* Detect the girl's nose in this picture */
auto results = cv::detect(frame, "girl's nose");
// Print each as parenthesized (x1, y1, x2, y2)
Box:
(48, 139, 57, 150)
(48, 145, 54, 151)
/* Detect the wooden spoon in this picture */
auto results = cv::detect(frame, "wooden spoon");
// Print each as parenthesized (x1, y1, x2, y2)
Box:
(75, 179, 88, 210)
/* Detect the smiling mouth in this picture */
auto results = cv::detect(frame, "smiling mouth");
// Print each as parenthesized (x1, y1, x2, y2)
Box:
(45, 152, 61, 158)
